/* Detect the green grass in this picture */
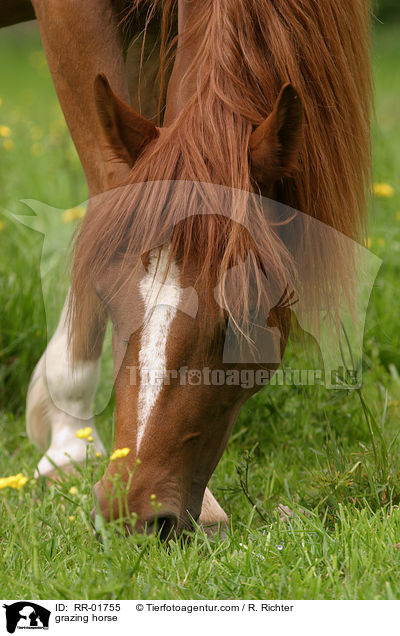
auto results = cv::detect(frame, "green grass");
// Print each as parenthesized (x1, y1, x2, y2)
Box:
(1, 21, 400, 600)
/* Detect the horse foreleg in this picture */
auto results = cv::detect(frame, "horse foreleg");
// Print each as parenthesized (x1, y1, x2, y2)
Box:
(30, 0, 132, 195)
(26, 297, 105, 478)
(25, 0, 132, 477)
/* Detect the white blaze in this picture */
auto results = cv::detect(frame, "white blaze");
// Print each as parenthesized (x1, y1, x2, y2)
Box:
(137, 247, 182, 452)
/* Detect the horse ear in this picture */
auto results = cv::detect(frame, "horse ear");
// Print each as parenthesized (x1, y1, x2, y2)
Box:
(94, 73, 159, 169)
(250, 84, 303, 187)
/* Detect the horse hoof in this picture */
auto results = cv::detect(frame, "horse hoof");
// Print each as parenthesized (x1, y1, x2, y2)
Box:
(35, 462, 82, 482)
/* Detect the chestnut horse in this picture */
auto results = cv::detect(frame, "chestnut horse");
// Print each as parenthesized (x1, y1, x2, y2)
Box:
(2, 0, 372, 536)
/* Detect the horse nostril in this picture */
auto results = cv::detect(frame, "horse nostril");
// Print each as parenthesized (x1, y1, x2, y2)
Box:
(145, 515, 177, 540)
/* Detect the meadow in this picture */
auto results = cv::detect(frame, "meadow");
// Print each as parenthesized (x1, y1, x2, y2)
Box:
(0, 19, 400, 600)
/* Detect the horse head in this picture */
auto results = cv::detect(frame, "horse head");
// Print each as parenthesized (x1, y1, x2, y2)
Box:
(71, 73, 303, 536)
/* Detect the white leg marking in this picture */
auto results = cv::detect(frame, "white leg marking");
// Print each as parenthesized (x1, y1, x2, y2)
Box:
(26, 293, 105, 477)
(137, 247, 182, 452)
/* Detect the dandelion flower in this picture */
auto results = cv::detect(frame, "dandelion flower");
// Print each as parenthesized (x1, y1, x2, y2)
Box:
(62, 206, 86, 223)
(0, 477, 13, 490)
(69, 486, 78, 495)
(14, 474, 28, 490)
(0, 473, 28, 490)
(87, 436, 94, 442)
(95, 452, 102, 458)
(3, 139, 14, 150)
(69, 515, 75, 522)
(75, 426, 92, 439)
(110, 447, 131, 461)
(0, 125, 11, 137)
(374, 183, 394, 198)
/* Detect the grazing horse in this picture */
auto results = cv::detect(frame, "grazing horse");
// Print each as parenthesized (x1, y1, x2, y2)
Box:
(2, 0, 372, 535)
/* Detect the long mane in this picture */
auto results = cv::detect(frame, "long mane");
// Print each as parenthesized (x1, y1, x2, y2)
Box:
(71, 0, 372, 361)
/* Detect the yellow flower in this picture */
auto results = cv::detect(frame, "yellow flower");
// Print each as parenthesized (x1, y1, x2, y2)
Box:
(374, 183, 395, 198)
(69, 515, 75, 522)
(0, 478, 11, 490)
(95, 452, 102, 458)
(3, 139, 14, 150)
(0, 473, 28, 490)
(69, 486, 78, 495)
(150, 494, 156, 501)
(87, 436, 94, 442)
(75, 426, 92, 439)
(110, 447, 131, 461)
(14, 474, 28, 489)
(0, 125, 11, 137)
(0, 221, 4, 231)
(61, 206, 86, 223)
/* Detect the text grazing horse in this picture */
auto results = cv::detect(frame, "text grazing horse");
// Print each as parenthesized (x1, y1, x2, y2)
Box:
(3, 0, 372, 535)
